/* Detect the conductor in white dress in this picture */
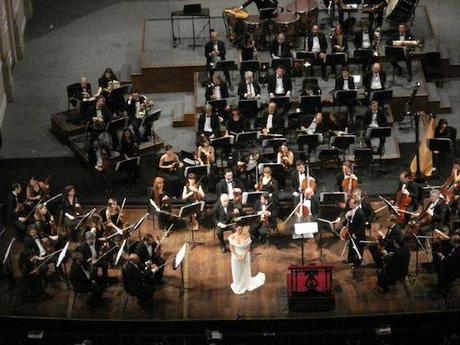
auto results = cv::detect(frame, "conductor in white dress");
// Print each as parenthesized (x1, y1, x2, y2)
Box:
(229, 223, 265, 294)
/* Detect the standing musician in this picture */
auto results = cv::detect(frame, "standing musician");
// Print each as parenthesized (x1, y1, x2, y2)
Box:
(198, 103, 221, 139)
(197, 137, 216, 166)
(388, 23, 414, 82)
(61, 185, 82, 234)
(340, 195, 367, 269)
(5, 183, 27, 238)
(410, 189, 449, 235)
(271, 33, 291, 59)
(435, 232, 460, 293)
(205, 31, 231, 87)
(134, 233, 166, 285)
(216, 169, 242, 200)
(363, 62, 386, 98)
(261, 102, 284, 135)
(268, 65, 292, 99)
(336, 161, 359, 194)
(376, 237, 410, 293)
(363, 0, 387, 31)
(158, 145, 184, 198)
(352, 188, 375, 229)
(363, 100, 388, 154)
(182, 173, 205, 231)
(213, 193, 240, 253)
(149, 177, 172, 231)
(305, 24, 328, 81)
(393, 171, 420, 224)
(250, 193, 278, 245)
(238, 71, 261, 100)
(433, 119, 454, 174)
(122, 253, 155, 308)
(69, 252, 104, 306)
(205, 74, 229, 101)
(368, 214, 404, 268)
(76, 231, 108, 286)
(126, 89, 152, 143)
(34, 203, 56, 238)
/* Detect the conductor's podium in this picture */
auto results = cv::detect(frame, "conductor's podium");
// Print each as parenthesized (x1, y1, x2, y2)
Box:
(287, 264, 335, 312)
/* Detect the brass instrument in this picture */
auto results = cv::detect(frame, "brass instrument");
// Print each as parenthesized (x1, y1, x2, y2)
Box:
(224, 7, 249, 19)
(136, 96, 154, 120)
(105, 80, 121, 93)
(372, 27, 381, 56)
(392, 40, 423, 48)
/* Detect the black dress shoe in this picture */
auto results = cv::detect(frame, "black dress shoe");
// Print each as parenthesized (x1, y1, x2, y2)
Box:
(397, 67, 403, 76)
(221, 247, 227, 254)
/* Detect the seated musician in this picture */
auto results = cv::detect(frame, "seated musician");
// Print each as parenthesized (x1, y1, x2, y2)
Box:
(268, 65, 292, 98)
(205, 31, 231, 87)
(363, 100, 388, 154)
(225, 106, 249, 136)
(85, 95, 113, 138)
(277, 143, 294, 171)
(197, 137, 215, 166)
(104, 198, 123, 232)
(261, 101, 284, 135)
(376, 237, 410, 293)
(235, 151, 269, 191)
(69, 77, 92, 108)
(291, 161, 314, 196)
(435, 233, 460, 293)
(216, 168, 242, 200)
(354, 22, 374, 50)
(97, 67, 124, 115)
(149, 177, 172, 231)
(335, 66, 355, 91)
(238, 71, 261, 99)
(5, 183, 27, 238)
(417, 189, 449, 235)
(300, 81, 322, 97)
(299, 112, 324, 151)
(433, 119, 454, 173)
(69, 252, 104, 306)
(271, 33, 291, 59)
(388, 23, 414, 82)
(182, 173, 205, 231)
(304, 24, 328, 81)
(394, 171, 421, 224)
(61, 185, 81, 230)
(205, 74, 229, 101)
(363, 62, 386, 97)
(126, 89, 152, 143)
(255, 167, 279, 201)
(134, 233, 166, 285)
(239, 33, 258, 62)
(364, 0, 386, 31)
(369, 214, 404, 268)
(76, 231, 108, 286)
(34, 203, 56, 238)
(123, 253, 155, 308)
(250, 193, 277, 245)
(198, 103, 221, 139)
(158, 145, 184, 198)
(213, 193, 240, 253)
(330, 24, 348, 76)
(336, 161, 358, 193)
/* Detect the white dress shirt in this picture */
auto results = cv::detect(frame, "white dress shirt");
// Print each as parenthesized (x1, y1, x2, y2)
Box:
(34, 237, 46, 257)
(371, 73, 382, 90)
(362, 32, 371, 49)
(343, 79, 349, 91)
(266, 114, 274, 131)
(370, 112, 379, 128)
(275, 77, 284, 94)
(227, 180, 234, 200)
(312, 36, 321, 53)
(204, 115, 212, 132)
(214, 85, 222, 100)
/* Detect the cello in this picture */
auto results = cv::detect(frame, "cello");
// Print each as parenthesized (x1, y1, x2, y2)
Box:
(301, 165, 317, 192)
(394, 183, 412, 224)
(440, 164, 460, 204)
(342, 163, 358, 196)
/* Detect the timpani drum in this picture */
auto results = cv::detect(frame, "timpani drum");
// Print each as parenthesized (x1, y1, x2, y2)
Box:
(245, 15, 265, 46)
(285, 0, 320, 33)
(274, 13, 300, 41)
(385, 0, 419, 25)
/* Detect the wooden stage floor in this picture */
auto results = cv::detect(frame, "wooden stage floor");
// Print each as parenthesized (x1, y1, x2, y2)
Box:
(1, 206, 459, 321)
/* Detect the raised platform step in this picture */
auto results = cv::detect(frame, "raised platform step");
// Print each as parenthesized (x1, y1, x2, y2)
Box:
(426, 82, 452, 114)
(172, 94, 196, 128)
(50, 110, 87, 144)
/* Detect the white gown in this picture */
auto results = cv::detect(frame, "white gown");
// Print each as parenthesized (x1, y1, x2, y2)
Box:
(229, 236, 265, 294)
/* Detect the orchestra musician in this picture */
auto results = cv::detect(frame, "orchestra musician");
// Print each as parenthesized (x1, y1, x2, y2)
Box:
(126, 88, 152, 143)
(134, 233, 166, 285)
(352, 188, 375, 229)
(388, 23, 414, 82)
(61, 185, 81, 235)
(300, 112, 324, 142)
(225, 106, 249, 136)
(433, 119, 454, 174)
(149, 176, 172, 230)
(376, 236, 410, 293)
(182, 173, 205, 231)
(393, 171, 421, 224)
(235, 151, 268, 190)
(304, 24, 328, 81)
(277, 143, 294, 171)
(250, 193, 278, 245)
(413, 189, 449, 235)
(104, 198, 123, 232)
(85, 95, 113, 140)
(295, 183, 319, 221)
(216, 169, 242, 200)
(330, 24, 348, 76)
(363, 100, 388, 154)
(205, 74, 229, 101)
(291, 161, 315, 195)
(87, 140, 111, 190)
(368, 214, 404, 268)
(69, 76, 92, 108)
(26, 176, 49, 205)
(239, 33, 258, 62)
(69, 252, 104, 306)
(158, 145, 184, 198)
(119, 128, 140, 182)
(34, 203, 56, 238)
(205, 31, 231, 87)
(435, 232, 460, 293)
(363, 62, 386, 98)
(336, 161, 358, 193)
(300, 80, 322, 97)
(441, 162, 460, 215)
(261, 102, 284, 135)
(354, 22, 374, 74)
(341, 194, 366, 269)
(238, 71, 261, 100)
(335, 66, 355, 91)
(213, 193, 240, 253)
(268, 65, 292, 98)
(97, 67, 124, 115)
(5, 183, 27, 238)
(76, 231, 108, 286)
(122, 253, 155, 308)
(271, 33, 291, 59)
(364, 0, 386, 31)
(197, 136, 215, 166)
(198, 103, 221, 139)
(256, 166, 279, 203)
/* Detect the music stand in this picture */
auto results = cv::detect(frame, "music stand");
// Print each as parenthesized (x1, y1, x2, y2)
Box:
(240, 60, 260, 73)
(353, 49, 373, 73)
(179, 201, 205, 246)
(242, 191, 264, 206)
(300, 95, 322, 114)
(335, 90, 357, 107)
(107, 117, 127, 134)
(235, 213, 260, 225)
(262, 138, 287, 152)
(235, 131, 259, 145)
(211, 136, 233, 170)
(208, 99, 228, 115)
(332, 135, 356, 160)
(142, 108, 161, 154)
(385, 46, 406, 84)
(297, 134, 319, 161)
(215, 60, 237, 85)
(174, 243, 189, 293)
(238, 99, 258, 119)
(371, 90, 393, 105)
(320, 192, 347, 204)
(293, 222, 318, 265)
(115, 156, 141, 177)
(269, 96, 291, 110)
(367, 126, 391, 163)
(326, 53, 347, 76)
(271, 58, 293, 72)
(184, 164, 210, 179)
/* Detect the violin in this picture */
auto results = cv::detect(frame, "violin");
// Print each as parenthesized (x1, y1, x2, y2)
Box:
(406, 208, 433, 237)
(342, 164, 358, 196)
(394, 183, 412, 224)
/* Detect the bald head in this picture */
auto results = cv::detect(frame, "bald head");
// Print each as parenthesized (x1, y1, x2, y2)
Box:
(129, 253, 139, 263)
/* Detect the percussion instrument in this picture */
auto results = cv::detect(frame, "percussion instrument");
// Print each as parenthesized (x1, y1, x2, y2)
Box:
(223, 7, 248, 43)
(274, 13, 299, 42)
(224, 7, 249, 19)
(285, 0, 319, 33)
(244, 15, 265, 46)
(386, 0, 419, 25)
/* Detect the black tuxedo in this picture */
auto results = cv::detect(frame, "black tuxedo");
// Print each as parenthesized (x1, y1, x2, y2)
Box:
(85, 104, 112, 124)
(123, 261, 154, 305)
(347, 207, 367, 267)
(305, 33, 328, 53)
(363, 71, 386, 92)
(378, 244, 410, 291)
(205, 82, 229, 101)
(369, 223, 403, 267)
(205, 40, 226, 65)
(354, 29, 374, 49)
(267, 75, 292, 96)
(261, 111, 284, 134)
(213, 201, 238, 249)
(291, 171, 307, 192)
(126, 96, 147, 121)
(270, 40, 291, 58)
(5, 192, 20, 224)
(68, 82, 92, 105)
(197, 113, 220, 137)
(134, 241, 165, 283)
(250, 200, 278, 243)
(76, 241, 101, 270)
(216, 179, 241, 197)
(335, 77, 355, 90)
(23, 235, 44, 257)
(363, 107, 388, 152)
(388, 32, 414, 77)
(336, 173, 360, 192)
(237, 80, 261, 99)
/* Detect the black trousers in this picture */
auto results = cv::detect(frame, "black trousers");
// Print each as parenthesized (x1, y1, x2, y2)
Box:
(347, 239, 364, 267)
(217, 226, 235, 249)
(391, 57, 412, 77)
